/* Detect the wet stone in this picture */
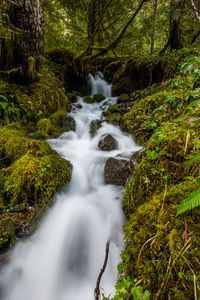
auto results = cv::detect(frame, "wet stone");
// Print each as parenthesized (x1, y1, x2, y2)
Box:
(104, 157, 130, 185)
(98, 134, 118, 151)
(90, 119, 101, 137)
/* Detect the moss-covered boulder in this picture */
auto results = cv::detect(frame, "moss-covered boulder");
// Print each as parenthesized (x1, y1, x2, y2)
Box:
(0, 125, 72, 252)
(0, 60, 71, 128)
(51, 109, 76, 133)
(93, 93, 106, 102)
(35, 118, 58, 139)
(83, 96, 94, 104)
(118, 94, 130, 103)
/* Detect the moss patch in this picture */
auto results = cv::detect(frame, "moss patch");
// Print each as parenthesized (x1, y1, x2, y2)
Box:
(113, 49, 200, 300)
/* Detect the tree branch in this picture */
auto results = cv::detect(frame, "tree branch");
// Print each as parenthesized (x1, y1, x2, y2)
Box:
(94, 241, 110, 300)
(79, 0, 148, 60)
(190, 0, 200, 23)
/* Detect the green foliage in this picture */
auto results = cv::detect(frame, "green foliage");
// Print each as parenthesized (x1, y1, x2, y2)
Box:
(119, 50, 200, 299)
(0, 95, 21, 123)
(131, 286, 151, 300)
(176, 187, 200, 216)
(180, 56, 200, 88)
(111, 276, 151, 300)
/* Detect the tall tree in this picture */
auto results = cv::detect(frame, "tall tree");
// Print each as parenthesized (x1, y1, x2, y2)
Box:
(150, 0, 158, 54)
(169, 0, 183, 50)
(160, 0, 184, 55)
(0, 0, 44, 82)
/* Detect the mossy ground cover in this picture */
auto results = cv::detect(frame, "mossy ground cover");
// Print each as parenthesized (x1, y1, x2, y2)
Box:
(107, 49, 200, 300)
(0, 58, 73, 253)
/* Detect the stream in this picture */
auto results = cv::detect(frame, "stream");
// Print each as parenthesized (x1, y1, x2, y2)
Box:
(0, 73, 140, 300)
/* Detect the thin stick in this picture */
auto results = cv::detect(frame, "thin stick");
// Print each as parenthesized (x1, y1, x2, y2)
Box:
(94, 241, 110, 300)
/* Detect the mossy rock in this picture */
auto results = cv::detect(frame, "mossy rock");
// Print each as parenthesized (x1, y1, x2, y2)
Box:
(3, 151, 72, 208)
(118, 94, 129, 103)
(51, 109, 76, 133)
(35, 118, 58, 139)
(93, 94, 106, 102)
(0, 126, 29, 167)
(105, 113, 121, 126)
(0, 125, 72, 251)
(83, 96, 94, 104)
(0, 61, 71, 127)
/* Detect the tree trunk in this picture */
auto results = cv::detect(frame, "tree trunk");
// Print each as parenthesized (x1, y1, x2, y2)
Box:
(159, 0, 183, 55)
(150, 0, 158, 54)
(169, 0, 183, 50)
(87, 0, 97, 55)
(0, 0, 44, 82)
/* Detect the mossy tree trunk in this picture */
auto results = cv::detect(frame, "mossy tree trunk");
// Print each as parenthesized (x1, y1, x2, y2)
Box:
(160, 0, 183, 54)
(0, 0, 44, 82)
(169, 0, 183, 50)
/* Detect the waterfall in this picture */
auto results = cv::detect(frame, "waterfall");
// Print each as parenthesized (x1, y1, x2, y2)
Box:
(0, 73, 140, 300)
(88, 72, 112, 98)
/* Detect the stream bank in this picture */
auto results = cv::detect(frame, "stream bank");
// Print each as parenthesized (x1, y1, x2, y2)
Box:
(0, 47, 199, 299)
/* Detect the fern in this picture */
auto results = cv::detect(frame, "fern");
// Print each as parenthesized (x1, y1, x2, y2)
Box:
(186, 153, 200, 170)
(176, 187, 200, 216)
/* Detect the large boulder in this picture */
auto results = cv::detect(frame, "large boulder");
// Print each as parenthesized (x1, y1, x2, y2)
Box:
(104, 157, 130, 185)
(98, 134, 118, 151)
(117, 94, 130, 103)
(93, 93, 106, 102)
(83, 96, 94, 104)
(90, 119, 101, 137)
(51, 110, 76, 132)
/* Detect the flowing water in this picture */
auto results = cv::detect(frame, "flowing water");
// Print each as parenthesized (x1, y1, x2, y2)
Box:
(0, 73, 140, 300)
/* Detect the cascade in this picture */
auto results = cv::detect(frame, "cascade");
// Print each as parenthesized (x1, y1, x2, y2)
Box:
(0, 73, 140, 300)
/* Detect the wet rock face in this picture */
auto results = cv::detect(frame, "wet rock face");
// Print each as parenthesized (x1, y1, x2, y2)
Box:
(98, 134, 118, 151)
(104, 157, 130, 185)
(59, 114, 76, 132)
(90, 119, 101, 137)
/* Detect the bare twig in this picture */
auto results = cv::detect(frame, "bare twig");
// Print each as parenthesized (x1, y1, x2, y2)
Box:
(94, 241, 110, 300)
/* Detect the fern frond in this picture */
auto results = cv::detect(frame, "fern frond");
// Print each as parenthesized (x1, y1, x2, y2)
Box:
(186, 153, 200, 170)
(176, 187, 200, 216)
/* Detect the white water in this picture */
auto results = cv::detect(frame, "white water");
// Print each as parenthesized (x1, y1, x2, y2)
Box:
(0, 73, 140, 300)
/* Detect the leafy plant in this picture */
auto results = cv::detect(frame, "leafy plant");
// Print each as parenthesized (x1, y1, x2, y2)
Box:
(111, 276, 151, 300)
(146, 150, 159, 161)
(176, 187, 200, 216)
(180, 57, 200, 89)
(0, 95, 21, 122)
(131, 286, 151, 300)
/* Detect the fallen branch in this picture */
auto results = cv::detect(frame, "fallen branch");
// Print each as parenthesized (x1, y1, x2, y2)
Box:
(94, 241, 110, 300)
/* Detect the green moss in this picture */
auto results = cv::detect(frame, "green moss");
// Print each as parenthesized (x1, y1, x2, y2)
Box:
(118, 94, 129, 102)
(0, 124, 72, 251)
(83, 96, 94, 103)
(35, 118, 58, 139)
(93, 93, 106, 102)
(122, 180, 200, 299)
(0, 59, 71, 127)
(0, 126, 29, 166)
(117, 50, 200, 300)
(50, 109, 76, 133)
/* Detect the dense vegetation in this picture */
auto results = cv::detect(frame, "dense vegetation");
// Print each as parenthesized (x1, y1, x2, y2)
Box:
(0, 0, 200, 299)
